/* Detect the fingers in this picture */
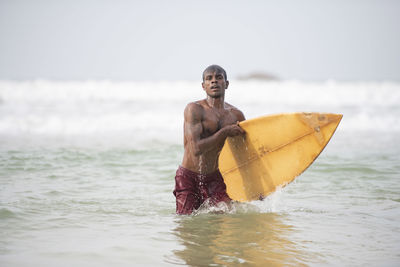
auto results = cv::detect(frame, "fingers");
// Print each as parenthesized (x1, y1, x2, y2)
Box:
(239, 125, 245, 134)
(228, 124, 245, 136)
(235, 122, 245, 134)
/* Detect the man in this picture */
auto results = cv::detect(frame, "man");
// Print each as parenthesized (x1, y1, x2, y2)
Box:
(173, 65, 246, 215)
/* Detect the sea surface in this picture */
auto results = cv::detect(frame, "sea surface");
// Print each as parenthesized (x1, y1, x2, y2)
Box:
(0, 80, 399, 266)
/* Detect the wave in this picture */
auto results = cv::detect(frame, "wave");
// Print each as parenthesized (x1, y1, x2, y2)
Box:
(0, 80, 399, 147)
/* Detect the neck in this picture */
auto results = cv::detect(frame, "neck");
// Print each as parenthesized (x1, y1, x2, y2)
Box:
(206, 96, 225, 109)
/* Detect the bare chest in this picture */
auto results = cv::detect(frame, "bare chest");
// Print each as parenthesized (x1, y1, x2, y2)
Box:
(201, 109, 238, 137)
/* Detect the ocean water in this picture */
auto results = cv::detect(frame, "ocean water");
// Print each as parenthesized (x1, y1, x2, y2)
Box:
(0, 80, 399, 266)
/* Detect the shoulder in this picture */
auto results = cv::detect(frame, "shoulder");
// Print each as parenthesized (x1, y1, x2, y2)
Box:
(184, 101, 205, 122)
(225, 102, 246, 121)
(184, 101, 205, 114)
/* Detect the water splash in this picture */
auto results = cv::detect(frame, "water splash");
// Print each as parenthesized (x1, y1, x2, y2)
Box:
(192, 187, 289, 215)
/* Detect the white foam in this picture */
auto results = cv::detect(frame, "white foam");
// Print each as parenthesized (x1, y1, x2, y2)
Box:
(0, 80, 399, 147)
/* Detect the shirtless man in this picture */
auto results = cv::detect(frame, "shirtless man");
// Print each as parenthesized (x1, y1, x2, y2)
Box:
(173, 65, 246, 215)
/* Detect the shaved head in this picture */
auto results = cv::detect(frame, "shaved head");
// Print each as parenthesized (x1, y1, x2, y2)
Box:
(202, 65, 227, 81)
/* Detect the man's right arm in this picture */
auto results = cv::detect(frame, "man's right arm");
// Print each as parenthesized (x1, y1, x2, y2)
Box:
(184, 103, 244, 156)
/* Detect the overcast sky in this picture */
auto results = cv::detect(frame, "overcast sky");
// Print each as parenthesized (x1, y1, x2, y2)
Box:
(0, 0, 399, 81)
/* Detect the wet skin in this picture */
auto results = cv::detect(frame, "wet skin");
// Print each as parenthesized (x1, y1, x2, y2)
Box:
(181, 70, 245, 174)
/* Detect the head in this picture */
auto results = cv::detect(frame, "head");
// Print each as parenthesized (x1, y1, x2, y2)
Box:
(202, 65, 229, 99)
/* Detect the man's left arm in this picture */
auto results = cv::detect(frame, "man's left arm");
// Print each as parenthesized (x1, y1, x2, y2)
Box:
(235, 109, 246, 122)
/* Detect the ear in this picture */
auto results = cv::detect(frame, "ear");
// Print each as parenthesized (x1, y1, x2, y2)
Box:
(202, 82, 205, 90)
(225, 80, 229, 89)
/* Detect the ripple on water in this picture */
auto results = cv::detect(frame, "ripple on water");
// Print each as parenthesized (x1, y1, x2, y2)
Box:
(0, 208, 18, 219)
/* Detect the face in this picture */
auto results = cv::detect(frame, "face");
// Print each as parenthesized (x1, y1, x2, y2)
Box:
(202, 71, 229, 98)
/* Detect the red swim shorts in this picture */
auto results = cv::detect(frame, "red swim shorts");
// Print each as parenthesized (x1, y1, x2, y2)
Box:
(173, 166, 231, 215)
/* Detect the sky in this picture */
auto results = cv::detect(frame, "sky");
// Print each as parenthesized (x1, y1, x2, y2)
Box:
(0, 0, 399, 81)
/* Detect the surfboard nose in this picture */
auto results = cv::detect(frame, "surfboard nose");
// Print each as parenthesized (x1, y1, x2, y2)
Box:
(300, 112, 343, 129)
(325, 113, 343, 126)
(328, 113, 343, 122)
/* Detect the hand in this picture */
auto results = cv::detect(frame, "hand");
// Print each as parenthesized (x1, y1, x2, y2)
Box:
(224, 121, 245, 137)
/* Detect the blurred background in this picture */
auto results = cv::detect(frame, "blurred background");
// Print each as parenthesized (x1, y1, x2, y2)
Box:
(1, 0, 399, 82)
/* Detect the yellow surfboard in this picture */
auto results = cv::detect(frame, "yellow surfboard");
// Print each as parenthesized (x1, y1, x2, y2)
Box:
(219, 112, 342, 202)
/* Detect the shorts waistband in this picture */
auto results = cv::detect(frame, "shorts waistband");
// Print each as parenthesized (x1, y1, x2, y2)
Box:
(177, 166, 221, 182)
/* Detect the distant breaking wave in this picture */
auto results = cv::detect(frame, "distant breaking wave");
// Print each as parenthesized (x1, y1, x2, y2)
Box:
(0, 80, 399, 147)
